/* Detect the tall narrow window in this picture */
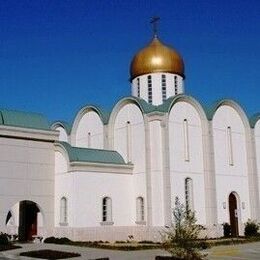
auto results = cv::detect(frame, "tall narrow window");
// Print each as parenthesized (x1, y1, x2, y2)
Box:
(161, 74, 167, 101)
(174, 76, 178, 95)
(126, 121, 132, 162)
(102, 197, 112, 222)
(60, 197, 68, 224)
(185, 178, 193, 212)
(136, 197, 145, 222)
(183, 119, 190, 161)
(227, 126, 234, 165)
(147, 75, 152, 103)
(137, 78, 140, 97)
(87, 132, 91, 148)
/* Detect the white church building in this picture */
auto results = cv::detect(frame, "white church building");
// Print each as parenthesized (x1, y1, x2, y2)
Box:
(1, 31, 260, 241)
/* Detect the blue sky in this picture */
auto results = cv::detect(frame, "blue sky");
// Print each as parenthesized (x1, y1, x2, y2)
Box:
(0, 0, 260, 122)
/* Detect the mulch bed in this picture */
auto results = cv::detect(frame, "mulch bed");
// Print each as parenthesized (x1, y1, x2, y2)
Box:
(20, 249, 81, 259)
(0, 244, 21, 251)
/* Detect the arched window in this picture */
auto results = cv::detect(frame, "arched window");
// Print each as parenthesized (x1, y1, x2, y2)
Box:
(147, 75, 152, 103)
(161, 74, 167, 101)
(87, 132, 91, 148)
(126, 121, 132, 162)
(185, 178, 193, 212)
(102, 197, 112, 222)
(137, 78, 140, 97)
(60, 197, 68, 224)
(174, 75, 178, 95)
(136, 197, 145, 222)
(227, 126, 234, 165)
(183, 119, 190, 161)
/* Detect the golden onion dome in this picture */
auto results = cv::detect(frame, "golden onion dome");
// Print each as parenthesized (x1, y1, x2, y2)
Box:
(130, 36, 185, 80)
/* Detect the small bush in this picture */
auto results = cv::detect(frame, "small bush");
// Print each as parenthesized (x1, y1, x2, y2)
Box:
(56, 237, 71, 244)
(138, 240, 156, 244)
(44, 236, 71, 244)
(44, 236, 56, 244)
(115, 240, 126, 243)
(223, 223, 231, 237)
(0, 233, 9, 245)
(244, 219, 259, 237)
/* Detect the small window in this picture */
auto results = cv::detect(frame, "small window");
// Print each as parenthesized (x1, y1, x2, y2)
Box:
(87, 132, 91, 148)
(126, 121, 132, 162)
(174, 76, 178, 95)
(183, 119, 189, 161)
(185, 178, 193, 212)
(227, 126, 234, 165)
(60, 197, 68, 224)
(136, 197, 145, 222)
(102, 197, 112, 222)
(147, 75, 152, 103)
(137, 78, 140, 97)
(162, 74, 167, 101)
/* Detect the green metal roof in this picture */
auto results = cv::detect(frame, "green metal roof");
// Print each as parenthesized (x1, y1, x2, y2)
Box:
(57, 141, 127, 165)
(0, 109, 50, 130)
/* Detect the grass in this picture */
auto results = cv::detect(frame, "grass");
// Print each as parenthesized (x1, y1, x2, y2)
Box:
(0, 244, 21, 251)
(20, 249, 81, 259)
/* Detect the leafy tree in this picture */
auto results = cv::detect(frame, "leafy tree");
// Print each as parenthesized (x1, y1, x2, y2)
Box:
(162, 197, 206, 260)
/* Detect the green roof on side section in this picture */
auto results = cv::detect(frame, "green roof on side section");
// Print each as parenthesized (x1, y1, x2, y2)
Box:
(0, 109, 50, 130)
(57, 141, 127, 165)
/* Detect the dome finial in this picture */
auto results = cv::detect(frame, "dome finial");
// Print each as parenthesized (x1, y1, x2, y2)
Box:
(150, 16, 160, 38)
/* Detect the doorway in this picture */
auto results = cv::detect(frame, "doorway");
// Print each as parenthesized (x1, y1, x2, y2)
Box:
(228, 192, 239, 236)
(18, 201, 40, 241)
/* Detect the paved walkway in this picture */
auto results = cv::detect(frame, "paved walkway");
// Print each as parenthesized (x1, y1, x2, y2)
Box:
(1, 241, 260, 259)
(0, 242, 170, 260)
(207, 241, 260, 259)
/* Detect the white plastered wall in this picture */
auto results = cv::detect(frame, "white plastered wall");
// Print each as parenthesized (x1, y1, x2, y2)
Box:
(254, 120, 260, 209)
(168, 101, 206, 224)
(55, 126, 68, 142)
(0, 137, 55, 237)
(54, 150, 134, 229)
(73, 110, 104, 149)
(111, 102, 147, 224)
(212, 105, 250, 235)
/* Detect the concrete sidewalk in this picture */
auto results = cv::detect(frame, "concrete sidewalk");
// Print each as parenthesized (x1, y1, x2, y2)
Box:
(0, 242, 170, 260)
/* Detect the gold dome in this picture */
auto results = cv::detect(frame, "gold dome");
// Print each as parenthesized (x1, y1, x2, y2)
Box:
(130, 36, 185, 80)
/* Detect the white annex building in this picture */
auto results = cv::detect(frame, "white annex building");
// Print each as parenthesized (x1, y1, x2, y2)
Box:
(1, 31, 260, 242)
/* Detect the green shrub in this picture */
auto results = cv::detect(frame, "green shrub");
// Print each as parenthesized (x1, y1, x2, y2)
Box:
(44, 236, 56, 244)
(223, 223, 231, 237)
(244, 219, 259, 237)
(56, 237, 71, 244)
(0, 233, 9, 245)
(161, 197, 207, 260)
(44, 236, 71, 244)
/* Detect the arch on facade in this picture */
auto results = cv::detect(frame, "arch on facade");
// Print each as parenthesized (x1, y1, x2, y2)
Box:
(51, 121, 70, 142)
(250, 113, 260, 129)
(108, 96, 153, 126)
(209, 99, 250, 130)
(228, 191, 241, 237)
(167, 94, 208, 125)
(51, 121, 71, 135)
(108, 96, 149, 150)
(5, 200, 44, 241)
(70, 105, 107, 147)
